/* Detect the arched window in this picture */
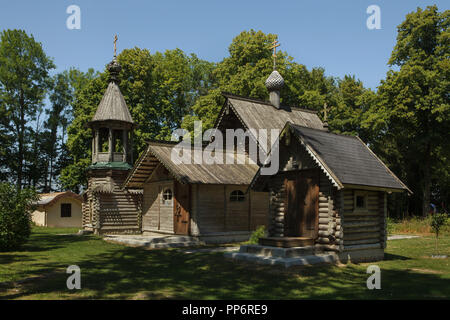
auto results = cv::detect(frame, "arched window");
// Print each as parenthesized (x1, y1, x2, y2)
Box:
(162, 188, 173, 205)
(230, 190, 245, 202)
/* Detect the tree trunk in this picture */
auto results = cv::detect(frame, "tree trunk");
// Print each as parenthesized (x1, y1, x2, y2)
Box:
(422, 143, 432, 217)
(17, 91, 25, 191)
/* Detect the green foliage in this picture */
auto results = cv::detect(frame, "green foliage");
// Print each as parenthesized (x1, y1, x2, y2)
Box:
(247, 225, 266, 244)
(0, 29, 55, 188)
(386, 217, 395, 236)
(364, 6, 450, 216)
(430, 213, 448, 238)
(0, 183, 38, 251)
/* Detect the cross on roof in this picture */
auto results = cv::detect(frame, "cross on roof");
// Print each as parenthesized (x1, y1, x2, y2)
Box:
(114, 34, 118, 57)
(269, 39, 280, 70)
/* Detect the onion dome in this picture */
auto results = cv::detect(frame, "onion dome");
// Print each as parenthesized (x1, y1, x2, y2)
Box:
(107, 57, 122, 83)
(265, 70, 285, 91)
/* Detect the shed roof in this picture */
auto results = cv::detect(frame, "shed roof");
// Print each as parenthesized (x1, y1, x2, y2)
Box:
(124, 140, 259, 188)
(215, 93, 326, 151)
(35, 191, 82, 207)
(252, 123, 410, 192)
(89, 82, 134, 125)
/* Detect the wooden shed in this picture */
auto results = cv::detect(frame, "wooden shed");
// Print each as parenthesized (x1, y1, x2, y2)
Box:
(32, 192, 83, 228)
(124, 140, 269, 243)
(251, 122, 410, 262)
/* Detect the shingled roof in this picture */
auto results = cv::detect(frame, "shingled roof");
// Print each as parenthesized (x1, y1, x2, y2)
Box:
(252, 123, 410, 192)
(89, 82, 134, 125)
(124, 141, 259, 188)
(215, 93, 325, 151)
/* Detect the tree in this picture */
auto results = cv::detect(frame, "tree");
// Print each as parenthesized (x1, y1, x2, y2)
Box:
(0, 29, 55, 189)
(329, 75, 377, 142)
(371, 6, 450, 216)
(0, 182, 38, 251)
(430, 213, 448, 255)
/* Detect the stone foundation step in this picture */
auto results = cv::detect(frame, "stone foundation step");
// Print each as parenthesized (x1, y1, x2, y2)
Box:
(224, 252, 337, 268)
(103, 235, 205, 249)
(240, 244, 315, 258)
(259, 237, 315, 247)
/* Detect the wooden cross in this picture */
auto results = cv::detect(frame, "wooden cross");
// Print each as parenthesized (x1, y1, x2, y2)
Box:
(269, 39, 280, 69)
(114, 34, 118, 57)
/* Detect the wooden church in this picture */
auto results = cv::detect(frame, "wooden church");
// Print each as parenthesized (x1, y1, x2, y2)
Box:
(82, 40, 409, 261)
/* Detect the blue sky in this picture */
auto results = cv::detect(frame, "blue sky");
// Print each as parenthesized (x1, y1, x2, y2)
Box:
(0, 0, 448, 90)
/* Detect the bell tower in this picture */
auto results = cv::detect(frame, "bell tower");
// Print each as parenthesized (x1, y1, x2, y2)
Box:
(87, 55, 134, 167)
(82, 35, 141, 235)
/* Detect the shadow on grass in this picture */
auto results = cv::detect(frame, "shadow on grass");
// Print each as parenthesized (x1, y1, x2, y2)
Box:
(2, 243, 449, 300)
(383, 253, 411, 261)
(12, 234, 97, 253)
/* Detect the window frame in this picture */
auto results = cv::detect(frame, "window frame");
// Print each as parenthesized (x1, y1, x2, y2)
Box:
(61, 203, 72, 218)
(161, 188, 173, 206)
(230, 190, 245, 202)
(353, 191, 368, 212)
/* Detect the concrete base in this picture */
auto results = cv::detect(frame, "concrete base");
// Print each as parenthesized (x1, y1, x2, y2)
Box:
(198, 231, 252, 244)
(142, 230, 252, 244)
(259, 237, 315, 248)
(225, 244, 337, 268)
(225, 243, 386, 267)
(338, 248, 384, 263)
(103, 234, 204, 248)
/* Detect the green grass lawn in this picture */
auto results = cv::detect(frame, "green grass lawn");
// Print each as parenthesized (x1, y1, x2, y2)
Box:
(0, 226, 449, 299)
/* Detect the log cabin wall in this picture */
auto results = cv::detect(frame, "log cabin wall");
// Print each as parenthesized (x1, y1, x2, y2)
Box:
(265, 134, 341, 252)
(340, 189, 387, 260)
(316, 172, 341, 252)
(84, 170, 142, 235)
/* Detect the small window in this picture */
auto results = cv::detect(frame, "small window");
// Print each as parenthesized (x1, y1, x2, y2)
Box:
(354, 191, 368, 211)
(356, 195, 365, 208)
(61, 203, 72, 218)
(162, 188, 173, 205)
(230, 190, 245, 202)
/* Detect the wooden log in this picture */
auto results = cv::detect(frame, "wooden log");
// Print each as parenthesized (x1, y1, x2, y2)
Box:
(318, 218, 329, 224)
(344, 238, 380, 245)
(318, 230, 331, 237)
(345, 226, 380, 233)
(344, 233, 380, 241)
(343, 243, 381, 251)
(317, 237, 331, 244)
(345, 221, 379, 228)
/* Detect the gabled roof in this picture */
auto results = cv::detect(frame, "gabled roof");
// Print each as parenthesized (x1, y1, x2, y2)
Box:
(124, 140, 259, 188)
(214, 93, 326, 151)
(251, 123, 410, 193)
(89, 82, 134, 124)
(35, 191, 82, 207)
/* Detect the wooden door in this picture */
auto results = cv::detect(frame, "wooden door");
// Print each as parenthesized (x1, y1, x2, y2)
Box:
(284, 169, 319, 238)
(173, 181, 190, 235)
